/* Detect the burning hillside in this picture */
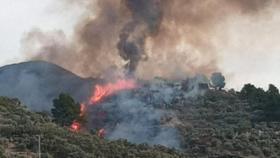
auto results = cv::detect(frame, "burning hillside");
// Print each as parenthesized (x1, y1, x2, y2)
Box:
(69, 75, 209, 148)
(0, 97, 184, 157)
(0, 60, 209, 149)
(1, 60, 280, 157)
(89, 79, 137, 104)
(70, 78, 137, 131)
(2, 0, 280, 157)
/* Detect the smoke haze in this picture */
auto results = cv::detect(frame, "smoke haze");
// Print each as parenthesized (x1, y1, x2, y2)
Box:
(87, 77, 208, 148)
(22, 0, 279, 80)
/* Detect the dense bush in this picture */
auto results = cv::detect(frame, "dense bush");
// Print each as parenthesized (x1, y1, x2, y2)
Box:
(174, 90, 280, 157)
(240, 83, 280, 121)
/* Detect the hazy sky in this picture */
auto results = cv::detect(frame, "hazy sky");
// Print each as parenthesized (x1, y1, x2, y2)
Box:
(219, 12, 280, 90)
(0, 0, 82, 65)
(0, 0, 279, 90)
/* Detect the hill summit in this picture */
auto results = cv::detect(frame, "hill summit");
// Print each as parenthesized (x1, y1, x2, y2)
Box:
(0, 61, 93, 111)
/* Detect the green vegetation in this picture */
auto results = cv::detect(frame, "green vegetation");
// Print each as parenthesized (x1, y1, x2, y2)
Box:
(0, 145, 5, 158)
(172, 90, 280, 157)
(0, 97, 183, 158)
(240, 83, 280, 121)
(1, 82, 280, 157)
(51, 93, 83, 127)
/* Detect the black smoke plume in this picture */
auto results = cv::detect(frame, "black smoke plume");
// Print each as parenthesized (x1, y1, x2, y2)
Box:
(117, 0, 163, 75)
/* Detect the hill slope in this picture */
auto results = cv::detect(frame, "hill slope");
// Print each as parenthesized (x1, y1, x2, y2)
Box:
(0, 97, 184, 158)
(173, 90, 280, 157)
(1, 90, 280, 157)
(85, 80, 280, 158)
(0, 61, 93, 111)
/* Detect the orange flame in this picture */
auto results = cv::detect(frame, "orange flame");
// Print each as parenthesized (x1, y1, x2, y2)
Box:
(70, 103, 85, 131)
(89, 79, 136, 104)
(70, 120, 80, 131)
(70, 79, 137, 133)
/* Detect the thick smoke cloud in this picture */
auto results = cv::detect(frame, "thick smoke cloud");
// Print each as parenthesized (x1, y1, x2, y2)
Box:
(22, 0, 278, 79)
(117, 0, 163, 74)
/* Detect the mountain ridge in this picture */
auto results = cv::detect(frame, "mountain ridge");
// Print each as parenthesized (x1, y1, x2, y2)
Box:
(0, 60, 94, 111)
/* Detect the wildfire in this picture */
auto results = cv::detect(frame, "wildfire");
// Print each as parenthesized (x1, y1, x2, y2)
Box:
(70, 120, 80, 131)
(70, 79, 137, 133)
(89, 79, 137, 104)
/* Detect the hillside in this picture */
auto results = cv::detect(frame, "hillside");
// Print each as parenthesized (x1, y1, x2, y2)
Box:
(1, 88, 280, 157)
(173, 90, 280, 157)
(0, 62, 279, 158)
(0, 97, 184, 158)
(85, 79, 280, 158)
(0, 61, 93, 111)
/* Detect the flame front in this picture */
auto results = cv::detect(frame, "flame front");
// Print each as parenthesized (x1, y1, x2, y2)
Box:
(89, 79, 137, 104)
(70, 79, 137, 132)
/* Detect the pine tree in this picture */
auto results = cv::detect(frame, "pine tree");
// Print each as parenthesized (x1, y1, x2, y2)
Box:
(51, 93, 81, 126)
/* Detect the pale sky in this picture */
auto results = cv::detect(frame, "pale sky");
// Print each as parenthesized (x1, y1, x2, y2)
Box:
(0, 0, 279, 90)
(0, 0, 82, 65)
(218, 12, 280, 90)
